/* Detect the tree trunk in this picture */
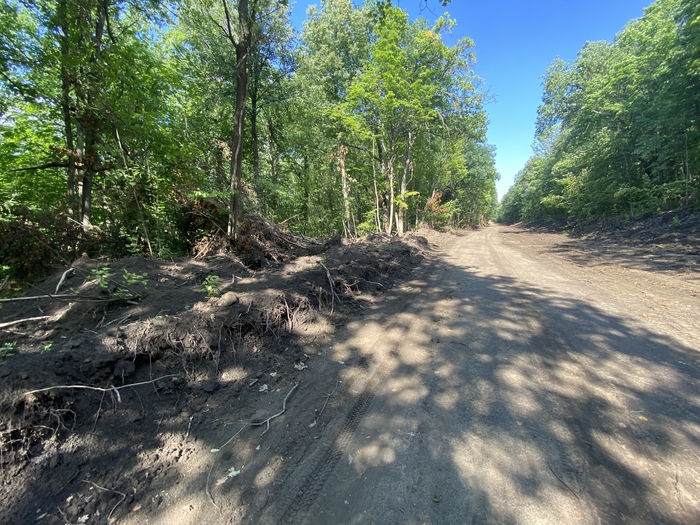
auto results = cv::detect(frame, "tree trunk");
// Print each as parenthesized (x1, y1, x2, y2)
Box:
(372, 135, 381, 232)
(339, 144, 351, 238)
(58, 0, 76, 219)
(227, 0, 252, 239)
(383, 138, 395, 235)
(396, 130, 414, 236)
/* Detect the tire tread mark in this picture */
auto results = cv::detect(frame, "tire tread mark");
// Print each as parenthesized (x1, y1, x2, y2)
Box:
(274, 385, 380, 525)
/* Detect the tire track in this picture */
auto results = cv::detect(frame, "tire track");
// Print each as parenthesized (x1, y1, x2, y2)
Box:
(270, 264, 442, 525)
(271, 374, 385, 525)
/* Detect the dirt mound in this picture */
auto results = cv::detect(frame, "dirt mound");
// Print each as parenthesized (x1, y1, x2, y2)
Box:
(0, 230, 433, 525)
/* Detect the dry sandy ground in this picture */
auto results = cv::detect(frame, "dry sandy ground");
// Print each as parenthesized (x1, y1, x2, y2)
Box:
(1, 223, 699, 524)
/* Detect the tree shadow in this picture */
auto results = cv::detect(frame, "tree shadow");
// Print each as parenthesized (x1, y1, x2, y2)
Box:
(4, 239, 700, 525)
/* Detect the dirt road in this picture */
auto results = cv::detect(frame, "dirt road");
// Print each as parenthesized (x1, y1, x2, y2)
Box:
(7, 223, 697, 525)
(246, 224, 700, 525)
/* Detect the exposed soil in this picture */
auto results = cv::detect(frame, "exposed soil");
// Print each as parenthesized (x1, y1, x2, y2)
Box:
(0, 222, 431, 525)
(0, 211, 699, 525)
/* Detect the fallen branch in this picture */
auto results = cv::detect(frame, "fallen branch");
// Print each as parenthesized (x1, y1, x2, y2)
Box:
(548, 465, 580, 500)
(206, 382, 299, 509)
(318, 380, 339, 417)
(319, 262, 341, 315)
(82, 480, 127, 520)
(55, 267, 75, 294)
(0, 293, 79, 302)
(0, 315, 51, 329)
(0, 293, 138, 303)
(23, 375, 178, 399)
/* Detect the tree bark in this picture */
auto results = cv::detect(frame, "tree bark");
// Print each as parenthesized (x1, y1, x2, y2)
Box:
(396, 130, 414, 236)
(227, 0, 253, 239)
(339, 144, 351, 237)
(58, 0, 76, 220)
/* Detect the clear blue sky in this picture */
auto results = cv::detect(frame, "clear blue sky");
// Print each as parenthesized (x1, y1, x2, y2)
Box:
(290, 0, 652, 199)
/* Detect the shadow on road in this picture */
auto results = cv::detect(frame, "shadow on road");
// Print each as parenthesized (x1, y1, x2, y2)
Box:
(6, 239, 700, 525)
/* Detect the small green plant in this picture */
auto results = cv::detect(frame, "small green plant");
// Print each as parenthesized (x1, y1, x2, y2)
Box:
(200, 275, 222, 297)
(42, 342, 53, 352)
(123, 269, 148, 287)
(86, 267, 111, 288)
(672, 216, 681, 227)
(0, 341, 16, 358)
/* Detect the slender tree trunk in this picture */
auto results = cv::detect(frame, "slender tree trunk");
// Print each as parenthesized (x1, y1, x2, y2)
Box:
(372, 136, 381, 232)
(227, 0, 252, 239)
(58, 0, 76, 219)
(339, 144, 351, 238)
(396, 130, 414, 236)
(387, 157, 395, 235)
(79, 2, 106, 230)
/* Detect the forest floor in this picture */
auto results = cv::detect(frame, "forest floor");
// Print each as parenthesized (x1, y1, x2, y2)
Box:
(0, 210, 699, 525)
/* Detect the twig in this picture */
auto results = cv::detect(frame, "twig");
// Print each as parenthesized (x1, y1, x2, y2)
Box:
(57, 505, 71, 524)
(258, 382, 299, 435)
(103, 314, 131, 328)
(318, 380, 339, 417)
(23, 375, 178, 398)
(548, 465, 579, 500)
(319, 263, 341, 315)
(92, 391, 107, 433)
(0, 316, 51, 329)
(0, 294, 78, 302)
(55, 267, 75, 294)
(185, 415, 194, 440)
(206, 383, 299, 508)
(0, 275, 9, 292)
(82, 479, 127, 520)
(0, 293, 137, 303)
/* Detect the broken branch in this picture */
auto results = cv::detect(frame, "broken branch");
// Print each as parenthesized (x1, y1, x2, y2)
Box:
(0, 315, 51, 329)
(23, 375, 178, 399)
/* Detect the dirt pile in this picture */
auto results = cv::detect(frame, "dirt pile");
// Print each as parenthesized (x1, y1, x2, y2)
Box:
(0, 225, 434, 525)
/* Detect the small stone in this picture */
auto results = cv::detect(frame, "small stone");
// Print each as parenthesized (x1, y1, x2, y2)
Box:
(219, 291, 239, 307)
(433, 495, 441, 503)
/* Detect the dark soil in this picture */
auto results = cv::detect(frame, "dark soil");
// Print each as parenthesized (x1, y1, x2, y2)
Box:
(524, 209, 700, 275)
(0, 221, 434, 525)
(1, 209, 697, 525)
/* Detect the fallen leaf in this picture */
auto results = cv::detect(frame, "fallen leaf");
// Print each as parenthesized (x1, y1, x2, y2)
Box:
(259, 383, 269, 392)
(294, 362, 308, 371)
(227, 468, 241, 478)
(638, 416, 648, 421)
(309, 420, 317, 428)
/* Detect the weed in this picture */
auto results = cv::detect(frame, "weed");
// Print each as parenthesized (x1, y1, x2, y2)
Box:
(86, 267, 110, 288)
(123, 269, 148, 287)
(200, 275, 222, 298)
(672, 216, 681, 227)
(0, 341, 16, 358)
(42, 342, 52, 352)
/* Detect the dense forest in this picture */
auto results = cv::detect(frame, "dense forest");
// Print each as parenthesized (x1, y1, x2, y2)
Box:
(499, 0, 700, 225)
(0, 0, 498, 281)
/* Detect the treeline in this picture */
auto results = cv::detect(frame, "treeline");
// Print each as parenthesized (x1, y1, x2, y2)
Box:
(0, 0, 498, 279)
(499, 0, 699, 225)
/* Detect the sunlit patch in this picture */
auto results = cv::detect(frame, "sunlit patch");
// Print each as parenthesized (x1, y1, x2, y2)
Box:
(475, 353, 493, 363)
(433, 363, 455, 378)
(435, 390, 459, 410)
(548, 420, 576, 444)
(353, 441, 397, 471)
(220, 367, 247, 382)
(473, 379, 494, 415)
(384, 378, 429, 406)
(253, 455, 283, 489)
